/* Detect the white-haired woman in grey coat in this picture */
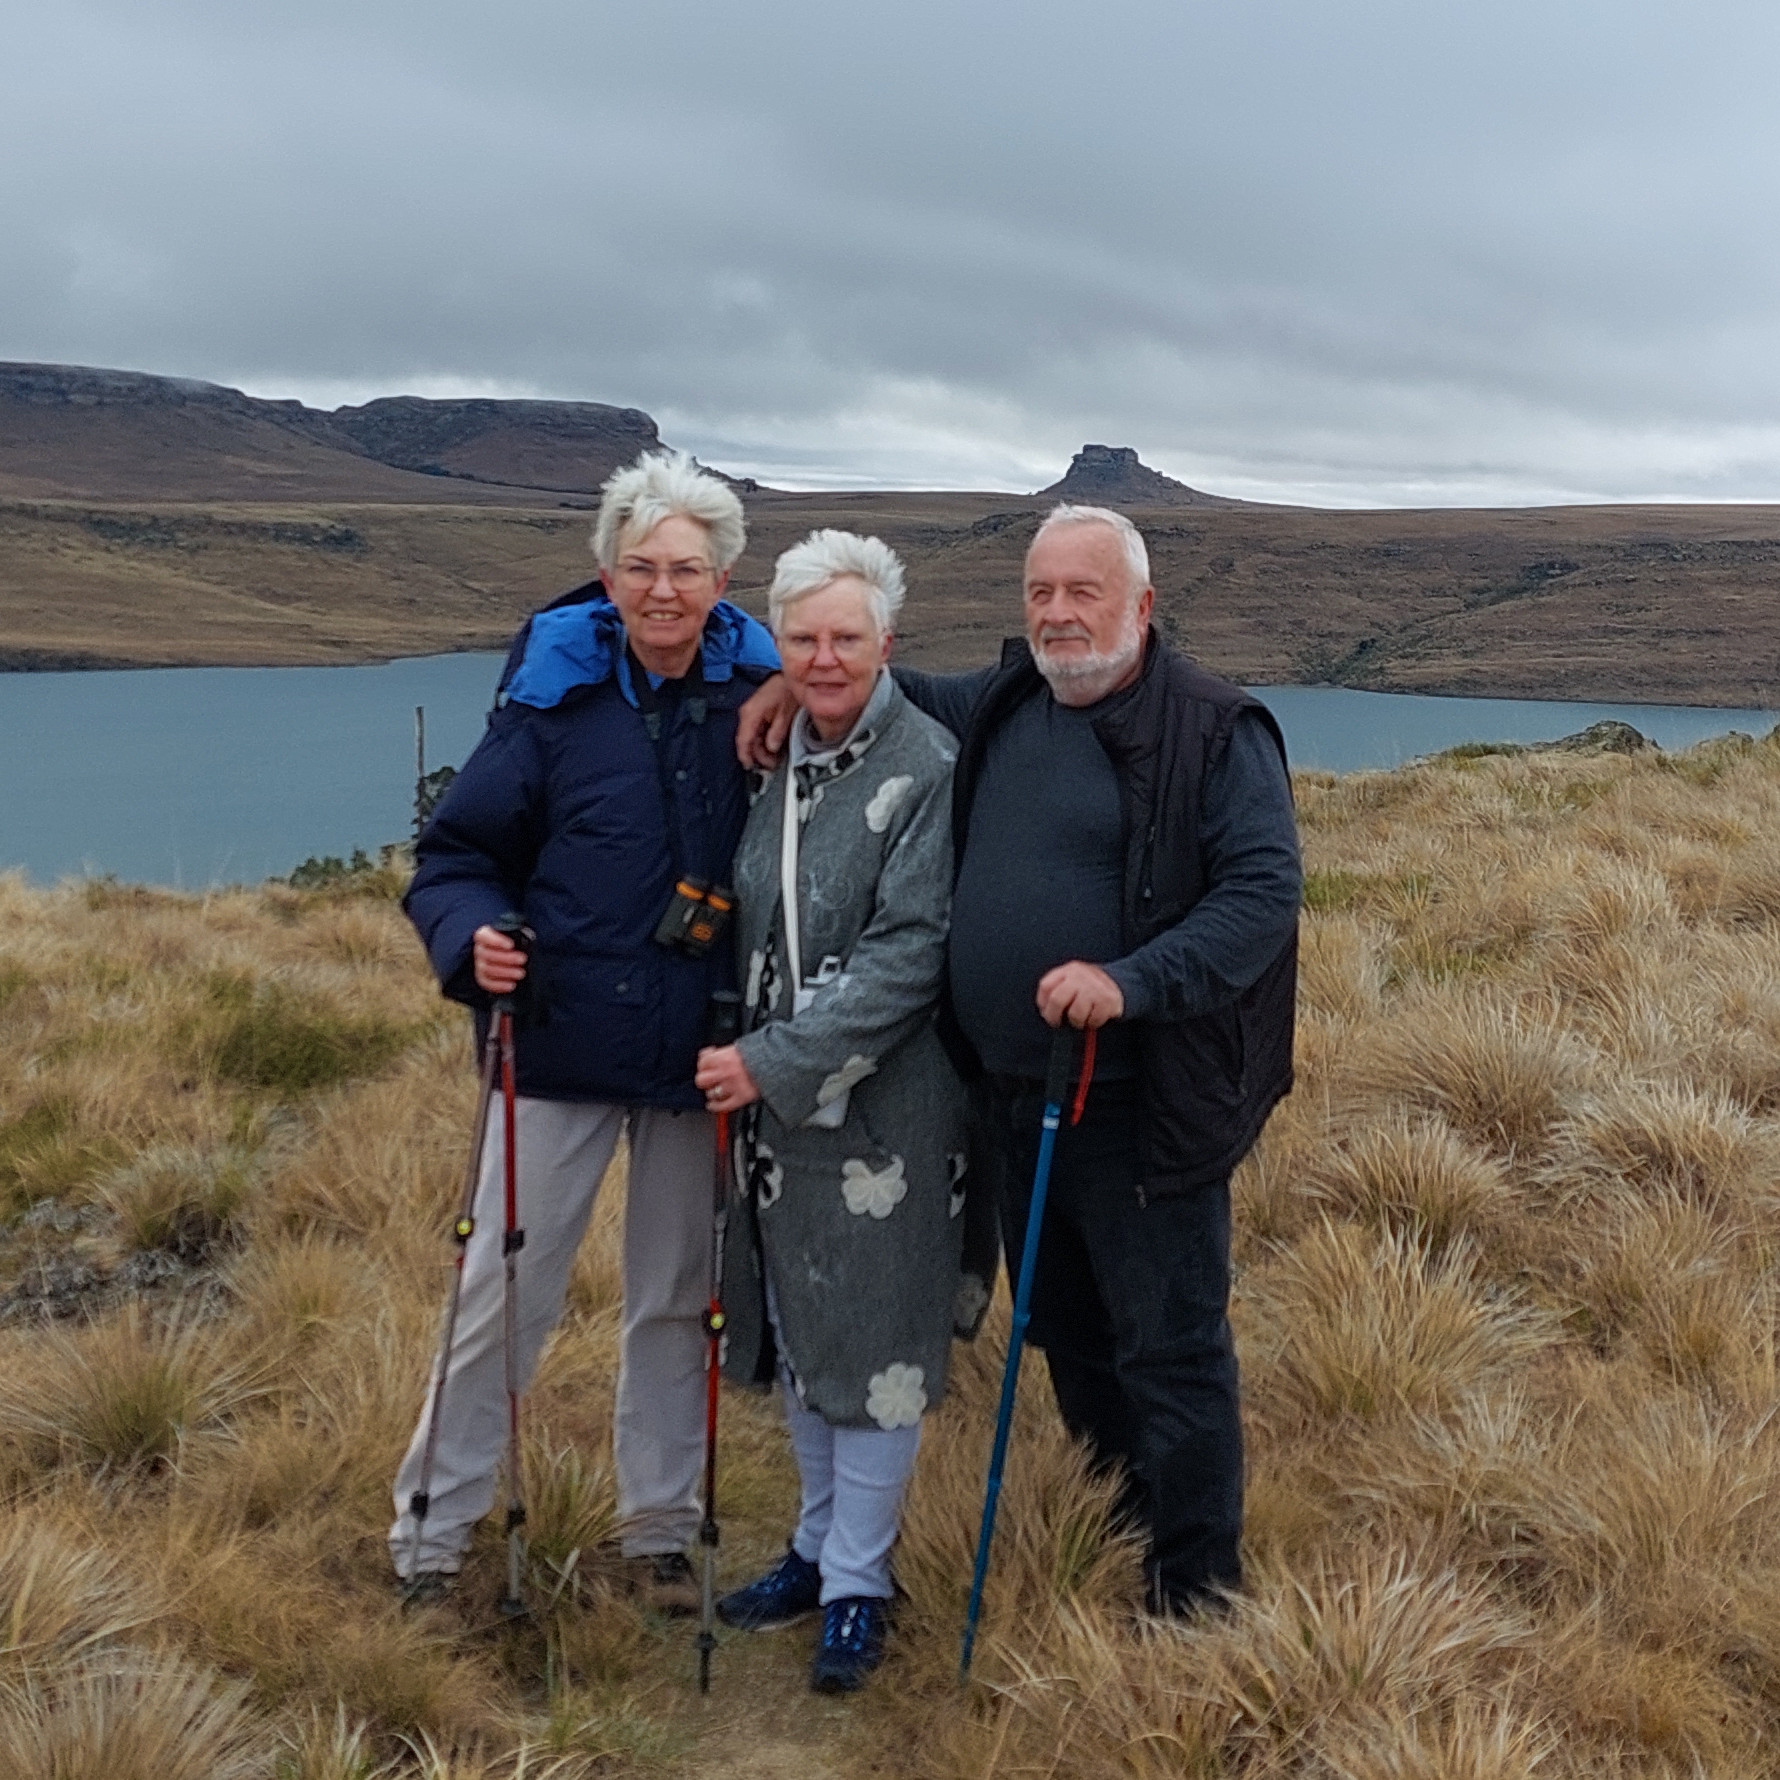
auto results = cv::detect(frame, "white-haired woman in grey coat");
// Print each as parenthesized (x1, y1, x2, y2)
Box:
(694, 529, 977, 1693)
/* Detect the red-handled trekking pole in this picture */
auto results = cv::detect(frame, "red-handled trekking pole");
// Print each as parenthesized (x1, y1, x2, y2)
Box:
(405, 912, 532, 1610)
(698, 989, 743, 1693)
(493, 913, 534, 1620)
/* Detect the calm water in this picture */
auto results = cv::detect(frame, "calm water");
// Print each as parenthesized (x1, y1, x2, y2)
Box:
(0, 657, 1773, 886)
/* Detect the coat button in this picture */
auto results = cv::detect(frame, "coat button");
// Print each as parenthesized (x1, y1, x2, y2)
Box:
(616, 981, 629, 994)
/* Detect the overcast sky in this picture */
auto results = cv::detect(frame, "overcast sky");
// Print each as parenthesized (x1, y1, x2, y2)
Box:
(4, 0, 1780, 504)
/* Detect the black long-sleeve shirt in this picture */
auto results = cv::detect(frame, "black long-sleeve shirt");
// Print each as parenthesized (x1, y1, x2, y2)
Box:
(894, 660, 1302, 1077)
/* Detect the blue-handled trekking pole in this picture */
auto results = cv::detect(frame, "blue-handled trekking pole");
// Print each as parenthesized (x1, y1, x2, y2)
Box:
(959, 1023, 1097, 1682)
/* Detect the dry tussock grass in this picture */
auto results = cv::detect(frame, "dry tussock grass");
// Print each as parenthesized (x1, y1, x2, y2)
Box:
(9, 733, 1780, 1772)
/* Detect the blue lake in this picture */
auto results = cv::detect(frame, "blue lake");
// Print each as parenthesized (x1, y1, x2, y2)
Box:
(1, 656, 1774, 887)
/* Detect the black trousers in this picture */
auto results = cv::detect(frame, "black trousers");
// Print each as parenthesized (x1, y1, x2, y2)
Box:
(977, 1074, 1243, 1612)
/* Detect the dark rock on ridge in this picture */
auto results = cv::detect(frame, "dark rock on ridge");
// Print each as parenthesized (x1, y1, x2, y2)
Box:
(1037, 443, 1241, 508)
(330, 395, 663, 493)
(0, 361, 680, 499)
(1545, 720, 1653, 755)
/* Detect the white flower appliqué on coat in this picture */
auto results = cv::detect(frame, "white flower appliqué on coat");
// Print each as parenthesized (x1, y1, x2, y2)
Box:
(864, 775, 915, 834)
(947, 1151, 968, 1218)
(755, 1140, 785, 1210)
(952, 1273, 990, 1335)
(865, 1362, 927, 1430)
(841, 1154, 907, 1219)
(816, 1053, 878, 1108)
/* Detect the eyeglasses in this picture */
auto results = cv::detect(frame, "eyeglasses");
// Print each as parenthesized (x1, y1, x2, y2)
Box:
(778, 630, 879, 662)
(615, 559, 716, 594)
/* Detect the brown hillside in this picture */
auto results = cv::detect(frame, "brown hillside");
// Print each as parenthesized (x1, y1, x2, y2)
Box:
(7, 490, 1780, 704)
(5, 362, 1780, 704)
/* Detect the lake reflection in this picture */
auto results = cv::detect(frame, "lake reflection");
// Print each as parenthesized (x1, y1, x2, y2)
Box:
(0, 657, 1774, 886)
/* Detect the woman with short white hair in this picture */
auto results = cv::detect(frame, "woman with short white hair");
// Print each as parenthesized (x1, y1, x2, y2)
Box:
(392, 450, 778, 1614)
(695, 530, 980, 1693)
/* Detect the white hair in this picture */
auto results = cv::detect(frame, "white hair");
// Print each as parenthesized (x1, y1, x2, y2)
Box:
(591, 450, 747, 573)
(767, 529, 907, 637)
(1031, 503, 1151, 597)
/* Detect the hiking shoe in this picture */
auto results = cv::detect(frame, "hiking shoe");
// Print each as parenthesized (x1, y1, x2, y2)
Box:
(398, 1570, 455, 1610)
(621, 1551, 699, 1617)
(716, 1546, 821, 1631)
(810, 1595, 890, 1694)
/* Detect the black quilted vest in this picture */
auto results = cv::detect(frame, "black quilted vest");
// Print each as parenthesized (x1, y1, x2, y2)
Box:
(947, 632, 1297, 1198)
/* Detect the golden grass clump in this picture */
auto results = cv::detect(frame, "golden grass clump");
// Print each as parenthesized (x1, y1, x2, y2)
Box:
(0, 1306, 256, 1476)
(1545, 1079, 1780, 1219)
(1243, 1221, 1554, 1425)
(97, 1141, 256, 1260)
(11, 735, 1780, 1774)
(1305, 1112, 1514, 1256)
(0, 1652, 268, 1780)
(0, 1513, 144, 1668)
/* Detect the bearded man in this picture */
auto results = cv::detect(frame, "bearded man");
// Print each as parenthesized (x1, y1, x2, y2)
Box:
(740, 501, 1301, 1615)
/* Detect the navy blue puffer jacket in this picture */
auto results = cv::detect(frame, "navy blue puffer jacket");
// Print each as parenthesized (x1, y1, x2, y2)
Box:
(405, 582, 779, 1109)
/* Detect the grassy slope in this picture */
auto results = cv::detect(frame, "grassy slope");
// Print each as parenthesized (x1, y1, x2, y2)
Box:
(7, 494, 1780, 698)
(6, 736, 1780, 1772)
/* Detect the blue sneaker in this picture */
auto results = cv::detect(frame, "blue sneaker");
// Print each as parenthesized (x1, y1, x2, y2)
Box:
(716, 1546, 821, 1631)
(810, 1595, 890, 1693)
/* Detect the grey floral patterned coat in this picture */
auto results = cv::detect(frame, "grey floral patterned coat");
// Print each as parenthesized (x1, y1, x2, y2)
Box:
(723, 675, 981, 1429)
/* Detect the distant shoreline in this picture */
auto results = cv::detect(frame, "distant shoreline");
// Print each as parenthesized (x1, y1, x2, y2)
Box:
(2, 646, 1776, 716)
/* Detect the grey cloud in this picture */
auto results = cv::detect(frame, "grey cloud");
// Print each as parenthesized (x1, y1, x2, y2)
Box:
(5, 0, 1780, 500)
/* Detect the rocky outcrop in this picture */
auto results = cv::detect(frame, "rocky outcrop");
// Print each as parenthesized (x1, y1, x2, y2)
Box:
(0, 361, 355, 450)
(1544, 720, 1653, 755)
(1036, 444, 1241, 508)
(330, 396, 663, 493)
(0, 361, 678, 500)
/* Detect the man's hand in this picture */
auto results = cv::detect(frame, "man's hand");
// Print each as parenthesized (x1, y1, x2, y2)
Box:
(695, 1044, 762, 1113)
(735, 673, 799, 770)
(1037, 961, 1125, 1030)
(473, 924, 530, 995)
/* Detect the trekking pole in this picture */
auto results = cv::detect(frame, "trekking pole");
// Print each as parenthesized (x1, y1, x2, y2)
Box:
(697, 989, 743, 1694)
(404, 1002, 502, 1591)
(405, 912, 532, 1600)
(959, 1022, 1097, 1682)
(489, 914, 534, 1621)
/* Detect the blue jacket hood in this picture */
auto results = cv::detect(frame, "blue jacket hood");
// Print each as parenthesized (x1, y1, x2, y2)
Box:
(502, 591, 779, 711)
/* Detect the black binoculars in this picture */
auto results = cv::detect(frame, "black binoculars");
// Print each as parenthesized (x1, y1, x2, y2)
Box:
(653, 877, 735, 959)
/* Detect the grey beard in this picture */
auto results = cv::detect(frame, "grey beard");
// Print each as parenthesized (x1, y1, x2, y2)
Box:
(1028, 616, 1144, 708)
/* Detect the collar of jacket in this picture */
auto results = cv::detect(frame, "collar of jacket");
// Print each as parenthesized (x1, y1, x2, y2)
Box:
(501, 585, 780, 711)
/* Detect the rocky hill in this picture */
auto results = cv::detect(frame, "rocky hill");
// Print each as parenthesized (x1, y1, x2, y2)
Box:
(0, 363, 676, 504)
(1036, 443, 1245, 508)
(326, 395, 663, 493)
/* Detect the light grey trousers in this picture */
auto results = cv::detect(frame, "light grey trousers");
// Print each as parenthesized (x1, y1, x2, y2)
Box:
(389, 1096, 714, 1577)
(783, 1380, 921, 1603)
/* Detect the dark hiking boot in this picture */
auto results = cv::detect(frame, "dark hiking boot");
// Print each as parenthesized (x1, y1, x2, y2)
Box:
(398, 1570, 456, 1610)
(809, 1595, 890, 1693)
(716, 1546, 821, 1631)
(621, 1551, 699, 1617)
